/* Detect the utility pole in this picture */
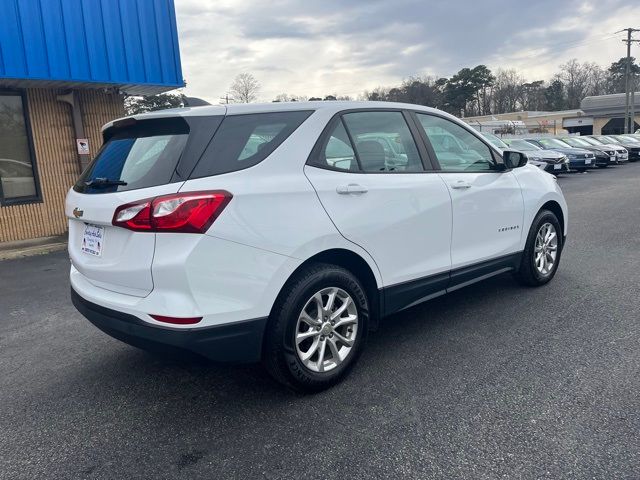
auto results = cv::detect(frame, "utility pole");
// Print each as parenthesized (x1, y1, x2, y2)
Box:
(219, 93, 233, 104)
(619, 28, 640, 133)
(632, 71, 637, 133)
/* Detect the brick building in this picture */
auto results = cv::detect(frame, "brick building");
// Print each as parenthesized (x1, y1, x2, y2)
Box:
(0, 0, 183, 245)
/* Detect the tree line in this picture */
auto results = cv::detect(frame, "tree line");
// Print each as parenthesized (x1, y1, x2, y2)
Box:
(275, 57, 638, 116)
(358, 57, 639, 116)
(125, 57, 639, 116)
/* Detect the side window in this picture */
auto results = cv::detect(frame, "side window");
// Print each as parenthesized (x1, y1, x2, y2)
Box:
(416, 114, 495, 172)
(237, 123, 286, 161)
(190, 111, 312, 178)
(318, 121, 357, 171)
(342, 111, 424, 172)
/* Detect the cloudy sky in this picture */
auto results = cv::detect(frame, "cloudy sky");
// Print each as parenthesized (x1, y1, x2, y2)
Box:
(174, 0, 640, 103)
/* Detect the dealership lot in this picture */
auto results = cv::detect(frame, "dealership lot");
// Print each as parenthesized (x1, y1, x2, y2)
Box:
(1, 164, 639, 479)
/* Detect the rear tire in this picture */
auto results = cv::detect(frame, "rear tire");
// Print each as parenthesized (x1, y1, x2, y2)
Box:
(514, 210, 563, 287)
(263, 263, 369, 393)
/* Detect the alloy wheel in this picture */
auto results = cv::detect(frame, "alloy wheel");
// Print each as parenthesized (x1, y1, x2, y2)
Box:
(295, 287, 359, 373)
(534, 222, 558, 276)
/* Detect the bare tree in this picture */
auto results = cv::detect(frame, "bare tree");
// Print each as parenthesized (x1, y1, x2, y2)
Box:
(229, 73, 260, 103)
(125, 93, 186, 115)
(362, 87, 389, 101)
(518, 80, 546, 111)
(558, 59, 604, 109)
(491, 69, 524, 113)
(273, 93, 308, 102)
(588, 64, 608, 96)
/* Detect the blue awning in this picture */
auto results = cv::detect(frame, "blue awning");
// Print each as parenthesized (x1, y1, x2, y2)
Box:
(0, 0, 185, 95)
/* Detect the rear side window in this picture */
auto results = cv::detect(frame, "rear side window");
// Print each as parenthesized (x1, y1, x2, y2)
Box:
(190, 111, 313, 178)
(75, 118, 189, 194)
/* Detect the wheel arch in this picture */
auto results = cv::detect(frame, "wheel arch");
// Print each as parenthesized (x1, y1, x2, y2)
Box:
(539, 200, 565, 237)
(270, 248, 382, 330)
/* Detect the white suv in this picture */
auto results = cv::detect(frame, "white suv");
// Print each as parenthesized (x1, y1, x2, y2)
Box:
(67, 101, 567, 392)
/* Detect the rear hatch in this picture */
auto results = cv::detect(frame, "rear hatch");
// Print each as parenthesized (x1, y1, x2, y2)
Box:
(66, 114, 221, 297)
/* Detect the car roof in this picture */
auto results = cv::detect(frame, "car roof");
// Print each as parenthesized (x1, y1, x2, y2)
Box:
(102, 101, 448, 132)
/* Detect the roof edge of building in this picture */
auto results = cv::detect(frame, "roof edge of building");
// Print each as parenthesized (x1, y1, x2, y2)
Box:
(0, 78, 185, 96)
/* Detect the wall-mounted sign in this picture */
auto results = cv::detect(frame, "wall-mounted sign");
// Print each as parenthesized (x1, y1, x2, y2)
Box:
(76, 138, 90, 155)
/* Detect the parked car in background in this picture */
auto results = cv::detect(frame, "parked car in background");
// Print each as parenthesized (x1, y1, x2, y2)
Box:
(0, 158, 37, 198)
(579, 136, 628, 163)
(481, 132, 510, 150)
(590, 135, 639, 162)
(559, 136, 618, 167)
(481, 133, 547, 170)
(66, 101, 568, 392)
(503, 139, 569, 173)
(617, 134, 640, 144)
(524, 138, 595, 172)
(617, 134, 640, 151)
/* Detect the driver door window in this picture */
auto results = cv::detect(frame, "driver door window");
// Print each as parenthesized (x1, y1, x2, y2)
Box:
(415, 114, 495, 172)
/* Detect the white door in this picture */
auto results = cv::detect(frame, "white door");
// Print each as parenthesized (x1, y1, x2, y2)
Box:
(414, 112, 524, 269)
(304, 111, 452, 289)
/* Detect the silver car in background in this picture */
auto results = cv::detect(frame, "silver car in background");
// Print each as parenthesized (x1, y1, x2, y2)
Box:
(481, 133, 548, 171)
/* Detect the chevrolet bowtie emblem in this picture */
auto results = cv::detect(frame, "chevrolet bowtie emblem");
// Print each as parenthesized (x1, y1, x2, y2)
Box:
(73, 208, 84, 219)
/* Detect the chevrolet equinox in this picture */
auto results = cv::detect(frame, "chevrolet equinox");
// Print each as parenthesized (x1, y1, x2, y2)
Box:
(67, 102, 568, 392)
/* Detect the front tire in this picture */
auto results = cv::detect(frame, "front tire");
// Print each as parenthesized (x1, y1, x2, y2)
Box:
(515, 210, 563, 287)
(263, 263, 369, 392)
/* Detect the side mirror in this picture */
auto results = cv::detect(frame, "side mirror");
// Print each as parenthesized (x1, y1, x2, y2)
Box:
(503, 150, 528, 169)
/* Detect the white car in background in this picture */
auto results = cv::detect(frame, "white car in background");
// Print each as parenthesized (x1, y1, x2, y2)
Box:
(67, 101, 568, 392)
(0, 158, 36, 198)
(481, 133, 548, 170)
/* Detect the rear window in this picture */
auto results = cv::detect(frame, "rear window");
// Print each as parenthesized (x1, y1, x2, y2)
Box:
(75, 118, 190, 194)
(189, 111, 313, 178)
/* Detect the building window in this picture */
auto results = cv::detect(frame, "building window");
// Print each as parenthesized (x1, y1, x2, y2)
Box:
(0, 92, 40, 204)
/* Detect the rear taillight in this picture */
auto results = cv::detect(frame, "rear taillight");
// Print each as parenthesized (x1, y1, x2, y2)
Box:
(112, 191, 232, 233)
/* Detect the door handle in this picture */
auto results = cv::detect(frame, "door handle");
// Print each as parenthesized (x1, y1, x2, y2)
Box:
(450, 180, 471, 190)
(337, 183, 368, 195)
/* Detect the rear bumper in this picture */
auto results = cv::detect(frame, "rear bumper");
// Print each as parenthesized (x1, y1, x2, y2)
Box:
(71, 288, 267, 363)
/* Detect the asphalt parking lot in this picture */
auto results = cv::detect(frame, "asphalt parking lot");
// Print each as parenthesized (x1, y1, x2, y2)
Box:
(1, 164, 639, 480)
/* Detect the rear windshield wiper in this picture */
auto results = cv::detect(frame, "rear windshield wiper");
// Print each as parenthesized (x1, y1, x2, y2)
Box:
(84, 178, 128, 188)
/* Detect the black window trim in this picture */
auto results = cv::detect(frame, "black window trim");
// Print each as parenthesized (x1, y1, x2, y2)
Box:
(0, 89, 43, 206)
(188, 109, 315, 180)
(408, 110, 508, 174)
(339, 116, 363, 171)
(306, 107, 435, 174)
